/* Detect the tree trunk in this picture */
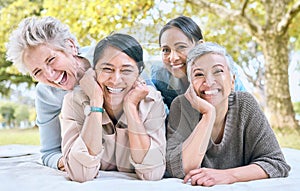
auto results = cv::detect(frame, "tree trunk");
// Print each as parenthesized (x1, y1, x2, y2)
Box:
(259, 33, 299, 129)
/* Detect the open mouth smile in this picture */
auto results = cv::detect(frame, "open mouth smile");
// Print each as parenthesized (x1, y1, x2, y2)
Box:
(106, 86, 124, 93)
(53, 71, 67, 85)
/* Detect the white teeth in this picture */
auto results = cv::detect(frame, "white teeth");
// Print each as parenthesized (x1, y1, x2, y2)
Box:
(171, 64, 184, 69)
(107, 87, 123, 93)
(53, 72, 65, 84)
(204, 90, 219, 95)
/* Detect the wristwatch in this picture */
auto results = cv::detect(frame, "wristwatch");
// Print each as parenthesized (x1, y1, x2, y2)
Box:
(84, 105, 104, 116)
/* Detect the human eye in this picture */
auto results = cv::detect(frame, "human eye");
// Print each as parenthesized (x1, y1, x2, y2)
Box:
(99, 66, 113, 73)
(176, 45, 187, 51)
(46, 56, 56, 65)
(103, 67, 114, 72)
(121, 69, 134, 75)
(161, 47, 171, 54)
(193, 71, 204, 78)
(33, 69, 42, 78)
(213, 68, 224, 75)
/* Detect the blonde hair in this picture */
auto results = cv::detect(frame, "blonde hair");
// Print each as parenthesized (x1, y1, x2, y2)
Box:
(6, 16, 79, 74)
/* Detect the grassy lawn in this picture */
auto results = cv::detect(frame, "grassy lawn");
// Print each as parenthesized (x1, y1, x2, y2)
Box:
(0, 127, 40, 145)
(0, 127, 299, 150)
(273, 128, 300, 150)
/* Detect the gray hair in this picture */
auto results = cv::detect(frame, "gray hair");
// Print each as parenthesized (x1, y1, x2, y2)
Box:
(6, 16, 79, 74)
(186, 42, 237, 82)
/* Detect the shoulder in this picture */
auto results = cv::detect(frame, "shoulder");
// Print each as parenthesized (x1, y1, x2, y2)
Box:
(151, 63, 170, 79)
(171, 94, 191, 109)
(36, 83, 67, 98)
(169, 94, 194, 119)
(229, 91, 265, 123)
(234, 91, 259, 108)
(35, 83, 68, 107)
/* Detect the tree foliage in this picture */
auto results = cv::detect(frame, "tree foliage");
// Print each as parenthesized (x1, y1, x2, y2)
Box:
(1, 0, 300, 130)
(185, 0, 300, 129)
(0, 101, 35, 128)
(0, 0, 155, 96)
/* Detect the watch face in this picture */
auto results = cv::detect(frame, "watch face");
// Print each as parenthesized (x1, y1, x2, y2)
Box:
(84, 105, 91, 116)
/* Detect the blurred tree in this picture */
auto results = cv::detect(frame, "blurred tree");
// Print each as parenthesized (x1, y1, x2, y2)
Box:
(186, 0, 300, 130)
(0, 0, 40, 96)
(0, 103, 15, 128)
(14, 105, 30, 126)
(0, 101, 35, 128)
(28, 107, 37, 124)
(0, 0, 155, 96)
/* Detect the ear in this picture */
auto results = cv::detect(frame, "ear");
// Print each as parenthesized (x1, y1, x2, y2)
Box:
(231, 74, 235, 90)
(66, 39, 78, 56)
(197, 39, 205, 44)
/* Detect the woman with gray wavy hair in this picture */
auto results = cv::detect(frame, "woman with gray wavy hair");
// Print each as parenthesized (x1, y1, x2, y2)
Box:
(186, 42, 236, 82)
(166, 42, 290, 186)
(6, 16, 91, 170)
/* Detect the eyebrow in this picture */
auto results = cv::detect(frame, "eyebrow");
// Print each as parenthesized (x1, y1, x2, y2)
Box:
(97, 62, 136, 68)
(31, 68, 38, 76)
(174, 42, 189, 46)
(192, 63, 225, 72)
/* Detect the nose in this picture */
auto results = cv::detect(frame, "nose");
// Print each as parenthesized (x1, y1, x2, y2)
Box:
(43, 65, 56, 80)
(169, 50, 180, 63)
(110, 70, 123, 84)
(203, 74, 216, 87)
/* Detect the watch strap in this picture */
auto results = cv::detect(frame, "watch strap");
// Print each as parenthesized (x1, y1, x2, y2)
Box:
(90, 106, 104, 113)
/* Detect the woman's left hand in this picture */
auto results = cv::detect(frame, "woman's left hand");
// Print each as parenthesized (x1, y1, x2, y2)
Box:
(124, 78, 149, 108)
(183, 168, 235, 187)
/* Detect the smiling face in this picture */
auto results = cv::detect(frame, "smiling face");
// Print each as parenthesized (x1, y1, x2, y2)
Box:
(23, 42, 85, 90)
(95, 46, 139, 109)
(160, 27, 196, 79)
(191, 53, 234, 107)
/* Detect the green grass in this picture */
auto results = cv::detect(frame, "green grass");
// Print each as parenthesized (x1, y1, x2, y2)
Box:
(0, 127, 299, 150)
(0, 127, 40, 145)
(273, 128, 300, 150)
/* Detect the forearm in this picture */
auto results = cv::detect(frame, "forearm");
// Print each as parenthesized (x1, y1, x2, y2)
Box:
(125, 104, 150, 164)
(225, 164, 268, 184)
(81, 112, 103, 156)
(182, 111, 215, 174)
(38, 116, 63, 169)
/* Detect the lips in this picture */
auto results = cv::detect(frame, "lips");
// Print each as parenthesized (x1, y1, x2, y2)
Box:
(202, 89, 219, 95)
(53, 71, 67, 85)
(171, 63, 185, 69)
(106, 86, 124, 93)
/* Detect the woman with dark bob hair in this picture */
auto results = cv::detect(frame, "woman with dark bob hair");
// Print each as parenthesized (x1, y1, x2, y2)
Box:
(61, 33, 166, 182)
(152, 16, 246, 109)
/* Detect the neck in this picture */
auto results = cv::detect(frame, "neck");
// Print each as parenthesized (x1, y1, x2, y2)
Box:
(76, 56, 91, 80)
(180, 76, 189, 89)
(211, 100, 228, 143)
(104, 103, 123, 125)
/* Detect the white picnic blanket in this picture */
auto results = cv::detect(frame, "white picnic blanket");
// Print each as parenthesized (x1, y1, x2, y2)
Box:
(0, 144, 299, 191)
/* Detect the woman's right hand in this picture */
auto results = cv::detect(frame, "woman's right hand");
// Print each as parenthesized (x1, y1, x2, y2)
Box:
(184, 85, 215, 115)
(79, 68, 103, 106)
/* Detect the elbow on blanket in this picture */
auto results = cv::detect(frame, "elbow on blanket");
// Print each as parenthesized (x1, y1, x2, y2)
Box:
(136, 164, 166, 181)
(67, 168, 99, 183)
(65, 160, 99, 183)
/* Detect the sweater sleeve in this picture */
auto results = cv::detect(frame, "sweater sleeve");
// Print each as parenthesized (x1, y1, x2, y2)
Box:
(35, 83, 67, 169)
(166, 96, 195, 178)
(240, 92, 291, 178)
